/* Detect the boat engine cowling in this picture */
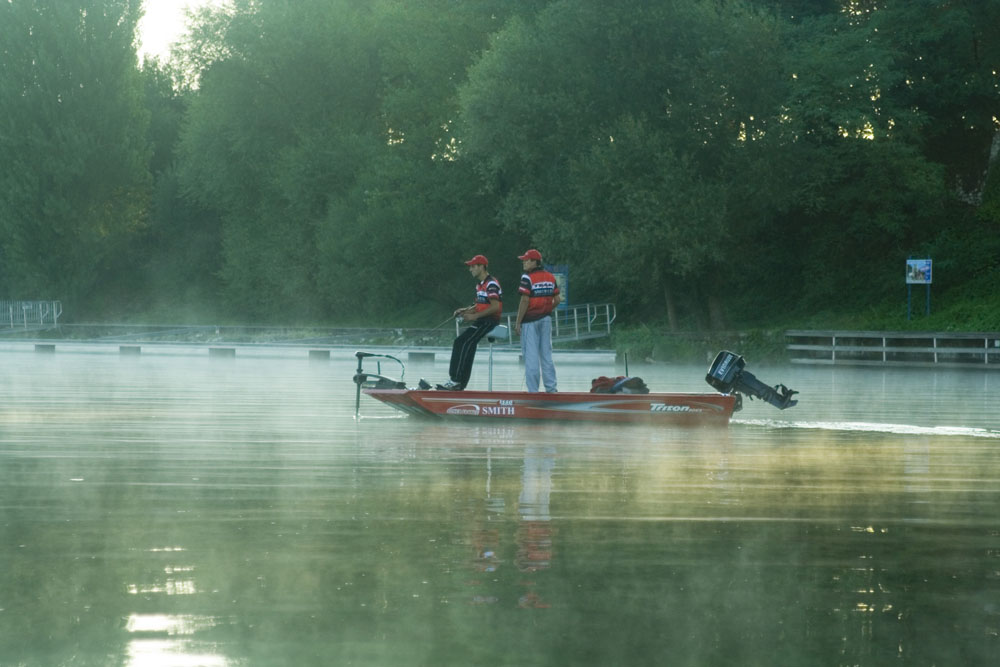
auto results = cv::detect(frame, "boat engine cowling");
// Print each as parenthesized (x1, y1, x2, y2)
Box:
(705, 350, 798, 410)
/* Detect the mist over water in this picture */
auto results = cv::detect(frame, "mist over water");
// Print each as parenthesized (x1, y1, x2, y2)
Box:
(1, 349, 998, 665)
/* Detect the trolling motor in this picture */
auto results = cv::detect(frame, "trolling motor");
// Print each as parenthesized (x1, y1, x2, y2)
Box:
(353, 351, 406, 418)
(705, 350, 798, 410)
(353, 351, 407, 389)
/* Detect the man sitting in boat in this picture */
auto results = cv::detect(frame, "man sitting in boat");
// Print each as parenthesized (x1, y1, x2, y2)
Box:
(437, 254, 502, 391)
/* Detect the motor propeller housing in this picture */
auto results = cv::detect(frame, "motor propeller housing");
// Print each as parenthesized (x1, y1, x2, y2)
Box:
(705, 350, 798, 410)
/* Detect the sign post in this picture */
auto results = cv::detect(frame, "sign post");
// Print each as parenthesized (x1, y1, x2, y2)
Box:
(905, 259, 932, 320)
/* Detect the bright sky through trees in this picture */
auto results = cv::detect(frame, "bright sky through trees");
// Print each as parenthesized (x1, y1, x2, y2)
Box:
(137, 0, 225, 61)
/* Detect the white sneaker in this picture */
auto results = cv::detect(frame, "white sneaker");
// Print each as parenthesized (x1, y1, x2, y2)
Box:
(436, 380, 462, 391)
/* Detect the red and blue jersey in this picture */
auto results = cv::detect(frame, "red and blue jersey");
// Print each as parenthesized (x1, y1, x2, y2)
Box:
(474, 275, 502, 320)
(518, 268, 559, 322)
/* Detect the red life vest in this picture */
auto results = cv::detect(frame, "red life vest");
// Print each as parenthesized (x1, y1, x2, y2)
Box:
(518, 269, 559, 322)
(474, 275, 502, 320)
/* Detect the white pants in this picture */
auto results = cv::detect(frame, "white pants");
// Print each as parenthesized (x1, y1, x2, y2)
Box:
(521, 317, 556, 392)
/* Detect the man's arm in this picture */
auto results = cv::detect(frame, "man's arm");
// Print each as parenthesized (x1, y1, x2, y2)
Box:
(514, 294, 530, 335)
(462, 299, 500, 321)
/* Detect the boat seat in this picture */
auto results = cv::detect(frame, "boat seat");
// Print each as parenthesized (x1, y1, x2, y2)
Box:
(487, 325, 509, 343)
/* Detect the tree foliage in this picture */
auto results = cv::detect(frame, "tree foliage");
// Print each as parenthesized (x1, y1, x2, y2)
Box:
(0, 0, 150, 307)
(460, 1, 794, 326)
(2, 0, 998, 329)
(173, 0, 531, 321)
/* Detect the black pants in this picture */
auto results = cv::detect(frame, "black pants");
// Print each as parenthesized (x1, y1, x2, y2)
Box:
(449, 319, 497, 389)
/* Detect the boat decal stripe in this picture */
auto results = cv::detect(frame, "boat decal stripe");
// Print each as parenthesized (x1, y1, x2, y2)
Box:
(423, 398, 726, 414)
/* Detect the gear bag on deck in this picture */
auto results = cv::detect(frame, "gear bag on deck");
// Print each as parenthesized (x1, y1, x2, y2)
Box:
(589, 376, 649, 394)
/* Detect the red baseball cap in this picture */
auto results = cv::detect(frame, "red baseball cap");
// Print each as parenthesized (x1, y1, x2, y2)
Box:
(464, 254, 489, 266)
(518, 249, 542, 261)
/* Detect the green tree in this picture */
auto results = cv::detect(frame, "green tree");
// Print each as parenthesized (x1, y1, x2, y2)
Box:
(867, 1, 1000, 293)
(770, 1, 1000, 314)
(459, 0, 789, 327)
(176, 0, 374, 319)
(457, 0, 999, 328)
(0, 0, 151, 309)
(132, 61, 224, 318)
(175, 0, 532, 322)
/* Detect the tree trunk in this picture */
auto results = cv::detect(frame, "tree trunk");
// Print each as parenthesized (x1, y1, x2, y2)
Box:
(663, 281, 678, 332)
(708, 293, 726, 330)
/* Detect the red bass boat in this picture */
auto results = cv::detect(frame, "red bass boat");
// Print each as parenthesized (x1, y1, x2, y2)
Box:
(353, 350, 797, 426)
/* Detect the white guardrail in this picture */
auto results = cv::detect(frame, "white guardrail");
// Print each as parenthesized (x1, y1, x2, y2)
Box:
(1, 300, 62, 328)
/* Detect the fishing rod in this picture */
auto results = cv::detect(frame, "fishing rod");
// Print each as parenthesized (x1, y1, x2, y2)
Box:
(392, 314, 457, 357)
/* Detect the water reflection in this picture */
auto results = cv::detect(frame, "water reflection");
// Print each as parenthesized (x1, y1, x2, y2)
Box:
(125, 614, 231, 667)
(465, 439, 555, 609)
(515, 446, 554, 611)
(1, 351, 999, 665)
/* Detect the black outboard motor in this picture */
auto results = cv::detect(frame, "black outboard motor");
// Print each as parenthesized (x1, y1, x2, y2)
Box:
(705, 350, 798, 410)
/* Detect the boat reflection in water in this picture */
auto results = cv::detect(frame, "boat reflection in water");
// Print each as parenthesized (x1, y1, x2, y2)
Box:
(516, 446, 555, 609)
(466, 436, 555, 610)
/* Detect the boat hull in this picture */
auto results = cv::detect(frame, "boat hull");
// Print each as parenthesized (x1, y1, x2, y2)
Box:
(362, 389, 736, 425)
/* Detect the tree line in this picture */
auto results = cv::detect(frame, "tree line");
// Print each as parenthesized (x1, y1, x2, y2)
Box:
(1, 0, 998, 329)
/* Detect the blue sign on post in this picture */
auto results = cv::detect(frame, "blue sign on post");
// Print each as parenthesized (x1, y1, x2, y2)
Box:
(906, 259, 932, 319)
(906, 259, 932, 284)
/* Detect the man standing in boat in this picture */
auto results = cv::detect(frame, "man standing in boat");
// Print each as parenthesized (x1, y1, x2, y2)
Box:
(514, 249, 561, 392)
(437, 255, 502, 391)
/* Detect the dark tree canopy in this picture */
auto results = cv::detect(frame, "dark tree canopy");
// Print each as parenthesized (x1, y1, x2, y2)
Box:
(1, 0, 998, 329)
(0, 0, 150, 306)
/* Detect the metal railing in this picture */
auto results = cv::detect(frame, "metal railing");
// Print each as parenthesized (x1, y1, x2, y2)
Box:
(1, 300, 62, 328)
(0, 301, 613, 345)
(458, 303, 617, 345)
(552, 302, 616, 342)
(786, 330, 1000, 368)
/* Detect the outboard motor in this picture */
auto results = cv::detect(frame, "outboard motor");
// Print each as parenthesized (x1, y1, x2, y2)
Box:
(705, 350, 797, 410)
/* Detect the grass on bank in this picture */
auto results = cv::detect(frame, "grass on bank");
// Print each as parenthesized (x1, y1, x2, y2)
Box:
(614, 276, 1000, 364)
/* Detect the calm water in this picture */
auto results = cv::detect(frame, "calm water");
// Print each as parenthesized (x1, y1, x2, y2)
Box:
(1, 349, 998, 666)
